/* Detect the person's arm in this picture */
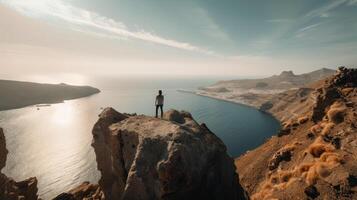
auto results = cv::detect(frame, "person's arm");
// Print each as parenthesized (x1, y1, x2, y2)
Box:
(155, 96, 158, 106)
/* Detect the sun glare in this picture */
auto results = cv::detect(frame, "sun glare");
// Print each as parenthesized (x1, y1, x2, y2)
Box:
(51, 102, 75, 125)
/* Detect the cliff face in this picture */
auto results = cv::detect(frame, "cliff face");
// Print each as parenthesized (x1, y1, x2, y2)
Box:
(92, 108, 248, 200)
(0, 128, 39, 200)
(236, 67, 357, 200)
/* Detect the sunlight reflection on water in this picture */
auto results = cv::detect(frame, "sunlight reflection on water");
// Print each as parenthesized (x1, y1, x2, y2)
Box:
(0, 80, 280, 199)
(1, 99, 101, 199)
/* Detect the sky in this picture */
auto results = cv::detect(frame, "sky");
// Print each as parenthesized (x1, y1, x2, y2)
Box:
(0, 0, 357, 83)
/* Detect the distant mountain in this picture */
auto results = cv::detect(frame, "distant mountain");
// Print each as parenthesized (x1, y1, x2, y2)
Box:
(213, 68, 336, 90)
(0, 80, 100, 111)
(235, 67, 357, 199)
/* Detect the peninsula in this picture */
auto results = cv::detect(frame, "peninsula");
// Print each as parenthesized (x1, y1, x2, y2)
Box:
(0, 79, 100, 111)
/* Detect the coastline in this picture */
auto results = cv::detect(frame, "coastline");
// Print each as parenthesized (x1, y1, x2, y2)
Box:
(0, 92, 101, 112)
(0, 79, 101, 111)
(179, 89, 281, 120)
(178, 89, 283, 147)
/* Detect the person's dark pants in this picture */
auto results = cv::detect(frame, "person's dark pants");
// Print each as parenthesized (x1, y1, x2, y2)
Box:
(156, 105, 163, 118)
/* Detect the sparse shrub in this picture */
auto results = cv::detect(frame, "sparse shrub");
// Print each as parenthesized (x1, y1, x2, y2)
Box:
(298, 163, 313, 174)
(327, 101, 346, 124)
(308, 139, 334, 158)
(341, 87, 354, 96)
(310, 124, 322, 135)
(320, 122, 334, 136)
(320, 152, 341, 164)
(306, 165, 319, 185)
(298, 116, 309, 124)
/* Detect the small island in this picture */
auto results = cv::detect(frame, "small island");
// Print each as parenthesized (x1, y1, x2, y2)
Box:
(0, 79, 100, 111)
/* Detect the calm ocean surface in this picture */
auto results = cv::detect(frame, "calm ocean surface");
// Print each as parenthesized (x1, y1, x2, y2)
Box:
(0, 78, 280, 199)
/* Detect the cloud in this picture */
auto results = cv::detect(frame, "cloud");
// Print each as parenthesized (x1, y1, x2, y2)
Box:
(192, 7, 232, 42)
(1, 0, 214, 55)
(297, 22, 322, 33)
(266, 19, 292, 23)
(347, 0, 357, 5)
(305, 0, 357, 18)
(305, 0, 346, 18)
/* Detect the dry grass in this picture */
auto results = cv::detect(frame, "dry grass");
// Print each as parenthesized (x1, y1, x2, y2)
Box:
(327, 101, 346, 124)
(320, 122, 335, 136)
(341, 87, 354, 96)
(298, 116, 309, 124)
(252, 136, 343, 199)
(282, 121, 291, 129)
(307, 137, 335, 158)
(310, 124, 322, 135)
(252, 170, 298, 200)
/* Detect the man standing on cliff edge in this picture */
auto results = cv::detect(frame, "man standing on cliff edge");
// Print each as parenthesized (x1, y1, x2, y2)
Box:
(155, 90, 164, 118)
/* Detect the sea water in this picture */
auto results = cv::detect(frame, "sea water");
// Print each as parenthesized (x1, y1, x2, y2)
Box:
(0, 77, 280, 199)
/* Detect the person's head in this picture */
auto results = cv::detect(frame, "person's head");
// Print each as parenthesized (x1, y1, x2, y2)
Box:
(158, 90, 162, 95)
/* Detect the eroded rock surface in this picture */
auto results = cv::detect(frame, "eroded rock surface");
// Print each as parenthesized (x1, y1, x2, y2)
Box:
(236, 67, 357, 200)
(92, 108, 248, 200)
(0, 128, 39, 200)
(53, 182, 104, 200)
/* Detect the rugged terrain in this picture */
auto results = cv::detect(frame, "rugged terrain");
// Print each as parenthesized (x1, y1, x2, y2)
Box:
(91, 108, 248, 200)
(0, 79, 100, 111)
(1, 109, 248, 200)
(197, 68, 335, 108)
(235, 67, 357, 199)
(2, 67, 356, 200)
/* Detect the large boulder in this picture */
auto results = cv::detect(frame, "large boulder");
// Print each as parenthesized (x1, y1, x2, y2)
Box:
(0, 128, 39, 200)
(92, 108, 248, 200)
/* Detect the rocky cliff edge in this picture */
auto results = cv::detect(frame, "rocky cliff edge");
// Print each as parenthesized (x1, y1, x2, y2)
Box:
(91, 108, 248, 200)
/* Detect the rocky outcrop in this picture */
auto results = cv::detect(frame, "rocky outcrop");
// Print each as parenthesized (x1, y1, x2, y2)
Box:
(312, 67, 357, 122)
(92, 108, 248, 200)
(0, 128, 39, 200)
(235, 67, 357, 200)
(53, 182, 104, 200)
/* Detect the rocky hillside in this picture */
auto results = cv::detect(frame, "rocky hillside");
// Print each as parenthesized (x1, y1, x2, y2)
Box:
(0, 80, 100, 111)
(207, 68, 335, 90)
(196, 68, 335, 108)
(235, 67, 357, 200)
(0, 128, 39, 200)
(91, 108, 248, 200)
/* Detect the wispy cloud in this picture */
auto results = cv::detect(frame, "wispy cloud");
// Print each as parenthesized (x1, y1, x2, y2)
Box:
(305, 0, 346, 18)
(192, 7, 232, 42)
(295, 22, 324, 38)
(305, 0, 357, 18)
(348, 0, 357, 5)
(266, 19, 292, 23)
(1, 0, 215, 55)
